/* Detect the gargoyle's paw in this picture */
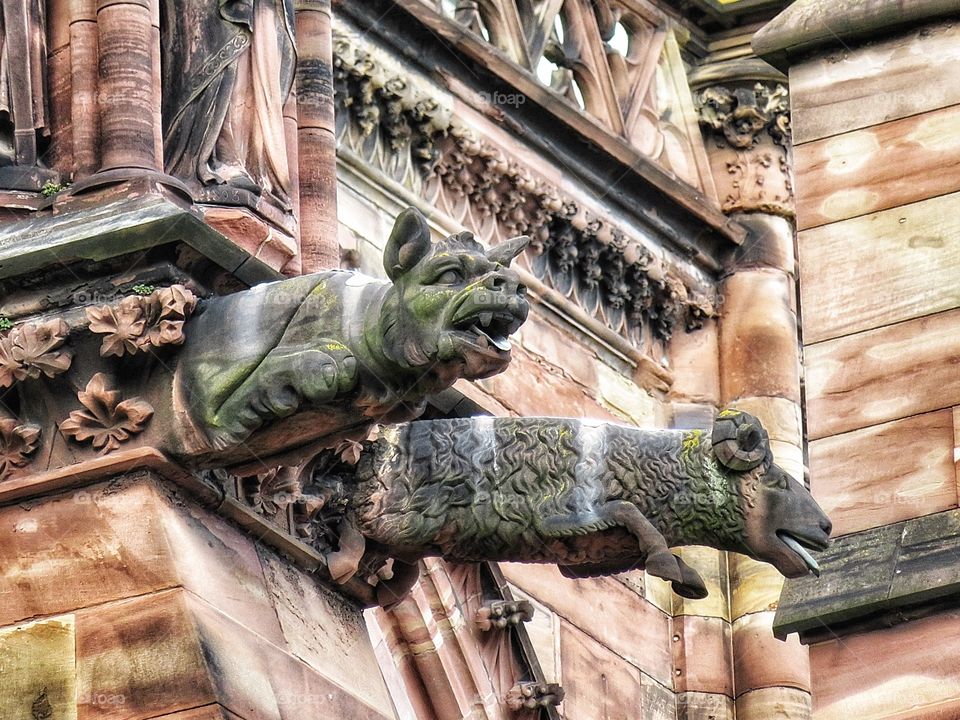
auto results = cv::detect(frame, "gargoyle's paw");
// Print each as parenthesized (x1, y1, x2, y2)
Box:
(325, 551, 359, 585)
(340, 356, 359, 391)
(671, 561, 708, 599)
(644, 550, 684, 585)
(297, 344, 359, 404)
(262, 384, 299, 418)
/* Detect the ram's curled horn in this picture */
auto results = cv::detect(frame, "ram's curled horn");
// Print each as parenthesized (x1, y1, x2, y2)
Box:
(486, 235, 530, 266)
(711, 410, 769, 471)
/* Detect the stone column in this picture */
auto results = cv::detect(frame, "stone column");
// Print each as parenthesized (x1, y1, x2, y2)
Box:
(692, 60, 813, 719)
(95, 0, 160, 173)
(295, 0, 340, 272)
(70, 0, 100, 178)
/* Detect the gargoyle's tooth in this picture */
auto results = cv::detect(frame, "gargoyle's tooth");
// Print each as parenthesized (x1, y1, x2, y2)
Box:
(480, 312, 493, 327)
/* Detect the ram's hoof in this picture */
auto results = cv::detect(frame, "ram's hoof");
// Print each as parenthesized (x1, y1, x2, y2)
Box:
(644, 550, 684, 584)
(671, 559, 708, 599)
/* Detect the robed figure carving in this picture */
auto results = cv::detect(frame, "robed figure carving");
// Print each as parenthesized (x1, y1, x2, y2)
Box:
(0, 0, 54, 189)
(162, 0, 296, 213)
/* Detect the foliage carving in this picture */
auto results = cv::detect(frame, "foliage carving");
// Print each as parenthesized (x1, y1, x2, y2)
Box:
(0, 417, 41, 481)
(86, 285, 199, 358)
(0, 319, 72, 389)
(60, 373, 155, 454)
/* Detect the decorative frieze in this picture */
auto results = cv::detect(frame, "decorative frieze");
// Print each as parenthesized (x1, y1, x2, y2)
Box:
(332, 26, 714, 344)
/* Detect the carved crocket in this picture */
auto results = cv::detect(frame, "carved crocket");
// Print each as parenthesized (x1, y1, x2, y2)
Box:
(312, 411, 832, 608)
(173, 208, 529, 460)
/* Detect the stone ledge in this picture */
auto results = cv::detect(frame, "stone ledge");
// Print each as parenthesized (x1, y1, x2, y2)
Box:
(0, 178, 281, 286)
(773, 508, 960, 642)
(753, 0, 960, 71)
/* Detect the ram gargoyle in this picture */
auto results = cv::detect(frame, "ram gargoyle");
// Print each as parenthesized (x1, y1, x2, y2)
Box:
(173, 208, 529, 461)
(313, 411, 832, 607)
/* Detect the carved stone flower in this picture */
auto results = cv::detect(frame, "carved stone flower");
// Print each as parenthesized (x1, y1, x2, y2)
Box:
(60, 373, 154, 454)
(0, 418, 41, 481)
(0, 319, 72, 388)
(87, 285, 198, 357)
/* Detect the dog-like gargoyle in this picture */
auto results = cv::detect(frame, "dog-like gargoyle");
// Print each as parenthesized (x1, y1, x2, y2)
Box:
(172, 208, 530, 461)
(309, 411, 832, 608)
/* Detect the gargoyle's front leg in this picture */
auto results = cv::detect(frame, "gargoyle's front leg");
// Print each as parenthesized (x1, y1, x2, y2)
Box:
(542, 500, 706, 599)
(209, 341, 358, 449)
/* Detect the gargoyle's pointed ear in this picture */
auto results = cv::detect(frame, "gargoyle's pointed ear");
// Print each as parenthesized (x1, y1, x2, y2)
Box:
(486, 235, 529, 267)
(384, 208, 432, 281)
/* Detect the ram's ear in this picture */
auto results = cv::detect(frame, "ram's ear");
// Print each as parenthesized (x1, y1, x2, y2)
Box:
(384, 208, 433, 282)
(486, 235, 529, 267)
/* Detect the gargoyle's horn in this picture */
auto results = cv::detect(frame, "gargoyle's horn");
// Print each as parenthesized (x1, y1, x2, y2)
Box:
(711, 410, 769, 471)
(486, 235, 530, 266)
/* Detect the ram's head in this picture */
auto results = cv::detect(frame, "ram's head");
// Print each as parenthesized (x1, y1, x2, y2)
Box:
(713, 411, 832, 578)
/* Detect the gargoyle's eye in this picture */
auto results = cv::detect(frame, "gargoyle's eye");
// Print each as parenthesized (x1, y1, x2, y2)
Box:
(435, 269, 463, 285)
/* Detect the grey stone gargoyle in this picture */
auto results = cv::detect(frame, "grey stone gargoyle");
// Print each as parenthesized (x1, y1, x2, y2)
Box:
(308, 411, 832, 608)
(173, 207, 530, 462)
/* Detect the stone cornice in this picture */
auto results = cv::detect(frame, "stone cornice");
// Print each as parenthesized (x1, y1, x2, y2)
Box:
(753, 0, 960, 71)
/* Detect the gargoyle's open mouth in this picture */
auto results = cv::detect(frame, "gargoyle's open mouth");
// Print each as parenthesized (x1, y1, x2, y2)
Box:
(776, 530, 829, 577)
(454, 312, 519, 354)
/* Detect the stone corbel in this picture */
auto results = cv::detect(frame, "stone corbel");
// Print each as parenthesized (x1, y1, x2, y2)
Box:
(474, 599, 535, 631)
(505, 682, 565, 712)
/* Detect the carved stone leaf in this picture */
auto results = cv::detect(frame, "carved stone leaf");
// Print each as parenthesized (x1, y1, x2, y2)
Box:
(0, 336, 20, 388)
(87, 297, 147, 357)
(0, 418, 41, 480)
(60, 373, 154, 454)
(245, 466, 301, 515)
(0, 319, 73, 387)
(87, 285, 198, 356)
(155, 285, 198, 319)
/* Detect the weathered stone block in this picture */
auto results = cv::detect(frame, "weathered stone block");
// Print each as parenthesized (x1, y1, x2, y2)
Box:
(559, 621, 642, 720)
(258, 547, 395, 716)
(810, 608, 960, 720)
(75, 589, 219, 720)
(0, 615, 77, 720)
(735, 686, 810, 718)
(676, 691, 735, 720)
(809, 410, 955, 535)
(719, 270, 800, 403)
(672, 615, 733, 696)
(729, 555, 784, 621)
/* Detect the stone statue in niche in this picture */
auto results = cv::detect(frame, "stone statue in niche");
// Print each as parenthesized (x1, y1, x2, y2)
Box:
(174, 207, 530, 459)
(161, 0, 296, 214)
(0, 0, 57, 190)
(307, 411, 832, 608)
